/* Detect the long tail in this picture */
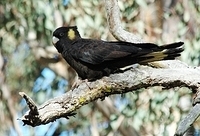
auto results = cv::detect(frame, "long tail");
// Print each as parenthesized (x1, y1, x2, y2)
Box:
(137, 42, 184, 64)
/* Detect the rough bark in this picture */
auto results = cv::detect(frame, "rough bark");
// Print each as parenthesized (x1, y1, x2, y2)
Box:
(19, 60, 200, 127)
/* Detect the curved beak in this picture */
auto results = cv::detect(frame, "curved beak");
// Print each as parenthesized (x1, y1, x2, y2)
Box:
(52, 36, 59, 45)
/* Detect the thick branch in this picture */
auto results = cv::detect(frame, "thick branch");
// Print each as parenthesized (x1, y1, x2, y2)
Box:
(19, 61, 200, 126)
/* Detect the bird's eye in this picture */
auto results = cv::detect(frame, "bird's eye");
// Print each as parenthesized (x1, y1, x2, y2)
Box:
(59, 33, 64, 37)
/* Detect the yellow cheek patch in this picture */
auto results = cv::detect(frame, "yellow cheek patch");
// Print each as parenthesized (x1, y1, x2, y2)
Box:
(68, 29, 75, 40)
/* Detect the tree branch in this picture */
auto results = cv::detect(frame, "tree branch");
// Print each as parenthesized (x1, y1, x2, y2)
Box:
(19, 60, 200, 126)
(175, 103, 200, 136)
(104, 0, 142, 43)
(19, 1, 200, 135)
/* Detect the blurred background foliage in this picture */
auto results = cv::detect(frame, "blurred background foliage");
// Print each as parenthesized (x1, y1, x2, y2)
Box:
(0, 0, 200, 136)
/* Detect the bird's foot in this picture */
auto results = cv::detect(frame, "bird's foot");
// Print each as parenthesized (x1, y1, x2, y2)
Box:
(71, 78, 91, 90)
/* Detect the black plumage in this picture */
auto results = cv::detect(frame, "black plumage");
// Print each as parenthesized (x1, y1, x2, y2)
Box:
(52, 26, 184, 81)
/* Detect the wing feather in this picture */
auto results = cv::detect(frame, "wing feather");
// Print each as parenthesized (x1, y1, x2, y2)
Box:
(71, 39, 139, 64)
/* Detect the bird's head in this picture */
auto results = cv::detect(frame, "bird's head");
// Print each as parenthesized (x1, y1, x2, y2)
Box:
(52, 26, 81, 53)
